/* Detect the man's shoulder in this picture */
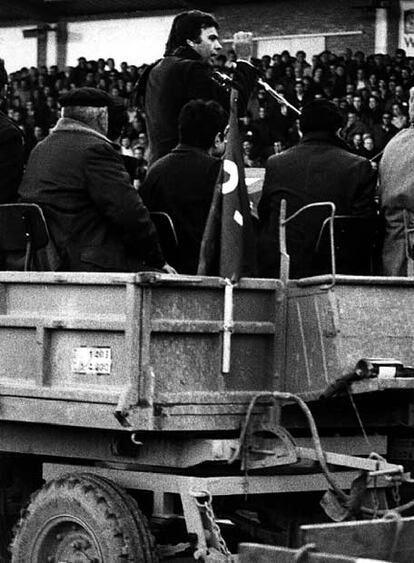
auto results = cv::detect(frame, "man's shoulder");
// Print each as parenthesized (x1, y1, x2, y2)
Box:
(386, 125, 413, 144)
(321, 142, 372, 169)
(55, 126, 117, 154)
(0, 112, 22, 142)
(149, 147, 218, 174)
(382, 127, 414, 159)
(154, 52, 205, 74)
(266, 145, 300, 167)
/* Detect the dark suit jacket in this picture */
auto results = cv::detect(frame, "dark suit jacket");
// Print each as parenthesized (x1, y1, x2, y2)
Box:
(18, 118, 164, 272)
(0, 111, 24, 203)
(142, 46, 257, 165)
(258, 131, 377, 278)
(140, 144, 221, 274)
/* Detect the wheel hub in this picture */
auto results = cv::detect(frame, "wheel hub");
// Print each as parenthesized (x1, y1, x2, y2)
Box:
(34, 520, 102, 563)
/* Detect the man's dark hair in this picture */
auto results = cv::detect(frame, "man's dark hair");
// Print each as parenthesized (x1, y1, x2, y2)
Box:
(164, 10, 219, 55)
(178, 99, 227, 149)
(299, 100, 344, 134)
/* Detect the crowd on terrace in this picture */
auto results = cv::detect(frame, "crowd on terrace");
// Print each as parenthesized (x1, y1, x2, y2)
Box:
(3, 46, 414, 181)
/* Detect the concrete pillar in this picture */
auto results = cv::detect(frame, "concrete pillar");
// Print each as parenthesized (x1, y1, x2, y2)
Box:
(56, 21, 68, 70)
(375, 7, 388, 53)
(37, 26, 48, 68)
(47, 25, 58, 67)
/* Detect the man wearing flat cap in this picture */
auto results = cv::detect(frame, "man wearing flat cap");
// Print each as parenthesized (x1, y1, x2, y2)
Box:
(257, 99, 377, 278)
(19, 87, 173, 273)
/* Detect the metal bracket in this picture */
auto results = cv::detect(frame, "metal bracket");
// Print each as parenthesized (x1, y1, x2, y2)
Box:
(243, 421, 298, 470)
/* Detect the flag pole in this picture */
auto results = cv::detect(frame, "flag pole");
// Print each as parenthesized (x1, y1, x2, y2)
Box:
(221, 88, 239, 374)
(222, 278, 234, 374)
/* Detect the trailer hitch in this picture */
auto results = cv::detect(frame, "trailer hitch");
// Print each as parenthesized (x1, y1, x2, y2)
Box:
(232, 392, 407, 512)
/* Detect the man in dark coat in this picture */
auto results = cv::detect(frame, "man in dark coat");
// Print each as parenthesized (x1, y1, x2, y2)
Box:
(139, 10, 257, 165)
(140, 99, 227, 274)
(19, 87, 173, 273)
(258, 100, 377, 278)
(0, 59, 24, 203)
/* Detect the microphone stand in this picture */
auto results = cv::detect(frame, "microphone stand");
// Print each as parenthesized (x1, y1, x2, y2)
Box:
(212, 71, 301, 116)
(257, 78, 301, 115)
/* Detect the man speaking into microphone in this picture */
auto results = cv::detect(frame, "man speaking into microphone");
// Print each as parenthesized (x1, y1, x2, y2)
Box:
(138, 10, 257, 165)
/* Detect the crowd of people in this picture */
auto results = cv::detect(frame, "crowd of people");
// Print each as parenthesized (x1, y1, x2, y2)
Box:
(3, 43, 414, 175)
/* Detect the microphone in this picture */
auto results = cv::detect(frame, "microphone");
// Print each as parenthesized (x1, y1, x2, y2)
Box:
(211, 71, 238, 91)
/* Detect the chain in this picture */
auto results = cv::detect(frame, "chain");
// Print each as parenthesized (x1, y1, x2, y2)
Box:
(242, 438, 250, 499)
(192, 490, 232, 560)
(347, 388, 373, 450)
(371, 478, 380, 519)
(392, 479, 401, 507)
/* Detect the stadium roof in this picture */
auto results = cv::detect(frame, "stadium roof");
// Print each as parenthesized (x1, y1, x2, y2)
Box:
(0, 0, 257, 24)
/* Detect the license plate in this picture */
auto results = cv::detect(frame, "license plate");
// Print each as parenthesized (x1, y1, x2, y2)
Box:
(71, 346, 112, 376)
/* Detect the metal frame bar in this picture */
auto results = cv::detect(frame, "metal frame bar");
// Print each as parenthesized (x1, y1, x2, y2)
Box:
(43, 463, 393, 497)
(279, 199, 337, 286)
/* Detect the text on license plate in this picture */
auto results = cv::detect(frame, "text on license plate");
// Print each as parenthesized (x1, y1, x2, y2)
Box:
(71, 346, 112, 375)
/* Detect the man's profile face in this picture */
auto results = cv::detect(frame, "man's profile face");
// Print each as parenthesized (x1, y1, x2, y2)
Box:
(190, 26, 221, 64)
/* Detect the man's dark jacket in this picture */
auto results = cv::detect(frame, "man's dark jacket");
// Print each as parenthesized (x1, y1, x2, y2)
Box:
(141, 46, 256, 165)
(0, 111, 24, 203)
(140, 144, 221, 274)
(18, 117, 164, 272)
(258, 131, 377, 278)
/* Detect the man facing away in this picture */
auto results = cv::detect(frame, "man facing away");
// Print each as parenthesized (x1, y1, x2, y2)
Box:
(139, 10, 257, 165)
(140, 99, 228, 274)
(19, 87, 174, 273)
(257, 99, 377, 279)
(379, 87, 414, 276)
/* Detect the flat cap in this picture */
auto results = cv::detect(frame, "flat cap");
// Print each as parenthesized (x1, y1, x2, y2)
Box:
(59, 87, 114, 108)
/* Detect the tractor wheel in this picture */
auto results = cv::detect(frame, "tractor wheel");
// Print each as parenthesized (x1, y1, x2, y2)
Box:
(11, 472, 156, 563)
(77, 472, 158, 562)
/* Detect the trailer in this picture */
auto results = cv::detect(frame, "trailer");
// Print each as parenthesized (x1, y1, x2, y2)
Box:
(240, 514, 414, 562)
(0, 269, 412, 562)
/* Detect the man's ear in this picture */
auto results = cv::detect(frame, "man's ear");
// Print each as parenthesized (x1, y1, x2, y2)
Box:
(186, 38, 196, 48)
(214, 131, 223, 146)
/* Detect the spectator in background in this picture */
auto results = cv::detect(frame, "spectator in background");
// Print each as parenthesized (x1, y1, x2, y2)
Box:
(340, 110, 369, 145)
(272, 140, 285, 155)
(132, 146, 148, 190)
(120, 136, 134, 156)
(250, 106, 276, 161)
(288, 79, 312, 111)
(364, 95, 382, 129)
(270, 102, 293, 146)
(242, 138, 263, 167)
(135, 131, 150, 161)
(372, 112, 399, 152)
(390, 102, 409, 130)
(351, 132, 364, 155)
(359, 134, 376, 159)
(286, 117, 302, 147)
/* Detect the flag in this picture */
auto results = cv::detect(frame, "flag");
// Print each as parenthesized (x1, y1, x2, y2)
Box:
(197, 89, 257, 280)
